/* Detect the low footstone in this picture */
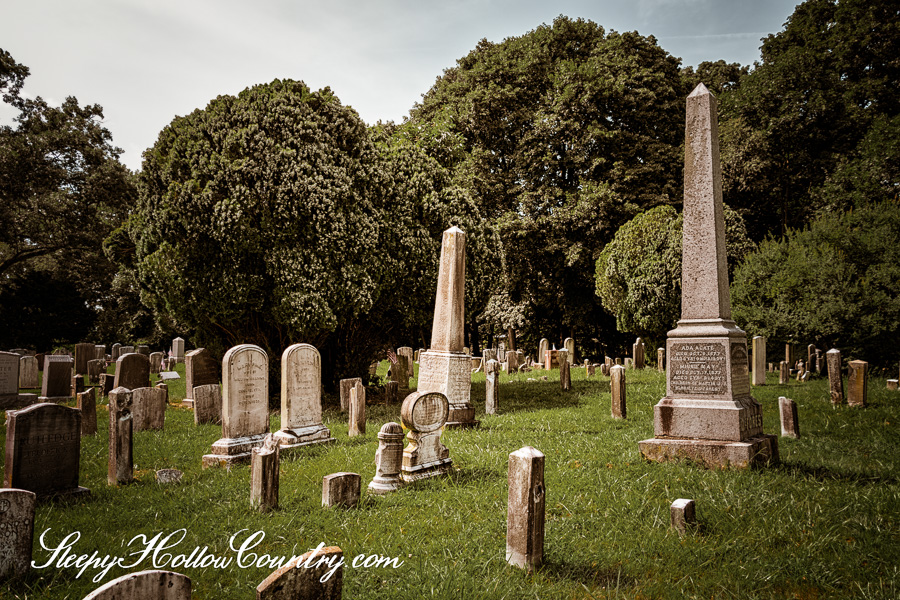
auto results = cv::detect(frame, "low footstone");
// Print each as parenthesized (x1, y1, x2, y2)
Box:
(368, 422, 404, 494)
(0, 488, 36, 578)
(322, 472, 361, 508)
(779, 396, 800, 438)
(671, 499, 696, 535)
(82, 570, 191, 600)
(256, 546, 342, 600)
(250, 434, 280, 512)
(506, 446, 545, 572)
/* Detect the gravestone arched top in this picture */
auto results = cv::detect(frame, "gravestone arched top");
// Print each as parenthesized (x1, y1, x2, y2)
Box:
(401, 391, 449, 433)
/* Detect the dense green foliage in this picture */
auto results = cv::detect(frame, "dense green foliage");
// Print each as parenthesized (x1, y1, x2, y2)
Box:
(595, 205, 755, 348)
(733, 202, 900, 366)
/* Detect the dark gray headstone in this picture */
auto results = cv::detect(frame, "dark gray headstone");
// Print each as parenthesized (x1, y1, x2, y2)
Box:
(114, 353, 150, 390)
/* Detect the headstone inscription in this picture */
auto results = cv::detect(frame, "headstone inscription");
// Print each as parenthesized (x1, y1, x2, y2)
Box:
(202, 344, 269, 468)
(400, 391, 452, 482)
(506, 446, 545, 572)
(82, 570, 191, 600)
(638, 84, 777, 468)
(4, 403, 90, 499)
(368, 422, 404, 494)
(274, 344, 334, 449)
(416, 227, 475, 428)
(0, 488, 36, 578)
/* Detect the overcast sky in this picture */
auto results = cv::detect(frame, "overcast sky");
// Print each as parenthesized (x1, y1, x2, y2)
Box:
(2, 0, 799, 171)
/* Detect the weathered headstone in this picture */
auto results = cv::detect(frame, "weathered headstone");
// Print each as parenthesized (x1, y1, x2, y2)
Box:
(133, 386, 167, 431)
(94, 344, 106, 360)
(785, 342, 792, 367)
(544, 350, 559, 371)
(18, 355, 39, 389)
(322, 472, 361, 509)
(752, 336, 766, 386)
(847, 360, 868, 408)
(86, 358, 104, 385)
(250, 434, 279, 512)
(348, 382, 366, 437)
(888, 380, 899, 391)
(658, 348, 666, 372)
(827, 349, 844, 405)
(172, 337, 185, 362)
(77, 387, 97, 435)
(193, 384, 222, 425)
(202, 344, 269, 468)
(149, 351, 163, 374)
(256, 547, 342, 600)
(671, 499, 696, 535)
(538, 339, 549, 366)
(563, 338, 575, 364)
(368, 422, 404, 494)
(633, 337, 645, 369)
(119, 345, 135, 356)
(610, 364, 626, 419)
(779, 361, 789, 385)
(274, 344, 334, 449)
(111, 343, 121, 360)
(339, 377, 362, 413)
(82, 570, 191, 600)
(638, 84, 777, 469)
(559, 350, 571, 391)
(390, 352, 410, 388)
(506, 446, 545, 572)
(74, 343, 95, 375)
(4, 403, 89, 499)
(779, 396, 800, 438)
(108, 387, 133, 485)
(815, 349, 823, 374)
(505, 350, 518, 375)
(384, 381, 399, 406)
(400, 391, 451, 482)
(114, 352, 150, 390)
(624, 357, 633, 369)
(485, 359, 500, 415)
(0, 351, 20, 408)
(398, 346, 414, 379)
(74, 374, 85, 395)
(417, 227, 475, 428)
(135, 344, 150, 356)
(0, 488, 36, 578)
(99, 373, 115, 397)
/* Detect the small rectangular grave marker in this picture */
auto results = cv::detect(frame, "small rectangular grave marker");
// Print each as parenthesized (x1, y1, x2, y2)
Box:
(611, 365, 626, 419)
(193, 384, 222, 425)
(670, 498, 696, 535)
(77, 387, 97, 435)
(778, 396, 800, 438)
(506, 446, 545, 572)
(847, 360, 868, 408)
(322, 472, 361, 508)
(82, 570, 191, 600)
(0, 488, 36, 578)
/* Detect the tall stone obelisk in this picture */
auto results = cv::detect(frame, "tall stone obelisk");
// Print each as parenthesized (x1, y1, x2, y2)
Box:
(417, 226, 476, 428)
(638, 84, 778, 468)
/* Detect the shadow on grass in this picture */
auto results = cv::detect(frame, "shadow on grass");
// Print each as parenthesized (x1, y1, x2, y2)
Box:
(542, 560, 636, 590)
(777, 461, 900, 486)
(447, 466, 504, 486)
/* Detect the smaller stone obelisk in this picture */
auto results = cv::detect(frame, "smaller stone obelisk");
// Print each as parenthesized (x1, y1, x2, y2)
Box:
(417, 226, 475, 428)
(638, 83, 778, 469)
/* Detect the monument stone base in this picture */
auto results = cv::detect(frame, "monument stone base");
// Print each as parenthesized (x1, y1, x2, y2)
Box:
(638, 434, 779, 469)
(181, 399, 194, 408)
(400, 457, 452, 483)
(367, 476, 404, 495)
(417, 350, 477, 428)
(273, 425, 335, 453)
(202, 433, 268, 469)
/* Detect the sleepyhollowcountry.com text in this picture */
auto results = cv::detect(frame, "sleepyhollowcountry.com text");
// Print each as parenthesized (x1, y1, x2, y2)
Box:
(31, 528, 404, 583)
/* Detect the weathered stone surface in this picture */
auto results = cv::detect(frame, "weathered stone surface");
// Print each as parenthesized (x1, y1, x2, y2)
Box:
(203, 344, 269, 468)
(156, 469, 183, 484)
(95, 345, 106, 360)
(671, 498, 696, 535)
(135, 344, 150, 357)
(506, 446, 545, 572)
(752, 336, 766, 386)
(87, 359, 104, 385)
(133, 387, 166, 431)
(339, 377, 362, 413)
(99, 373, 115, 397)
(368, 422, 404, 495)
(779, 396, 800, 438)
(400, 391, 451, 482)
(75, 343, 95, 375)
(485, 359, 500, 415)
(250, 434, 279, 512)
(563, 338, 575, 364)
(114, 353, 150, 391)
(149, 352, 164, 374)
(274, 344, 334, 449)
(827, 349, 844, 405)
(193, 384, 222, 425)
(111, 343, 121, 360)
(779, 361, 789, 385)
(398, 347, 415, 381)
(82, 570, 191, 600)
(624, 357, 633, 369)
(256, 546, 342, 600)
(611, 365, 626, 419)
(847, 360, 868, 408)
(172, 337, 185, 362)
(108, 387, 134, 485)
(0, 351, 20, 408)
(888, 379, 899, 391)
(18, 355, 39, 389)
(538, 339, 549, 366)
(384, 381, 399, 406)
(119, 345, 135, 356)
(0, 488, 36, 578)
(74, 374, 85, 395)
(322, 472, 361, 508)
(544, 349, 559, 371)
(505, 350, 518, 375)
(77, 387, 97, 435)
(633, 338, 645, 369)
(559, 350, 571, 391)
(785, 343, 792, 367)
(348, 383, 366, 437)
(418, 350, 473, 428)
(658, 348, 666, 372)
(5, 403, 89, 498)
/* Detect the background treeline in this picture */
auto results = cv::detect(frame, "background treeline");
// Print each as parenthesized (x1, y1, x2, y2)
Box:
(1, 0, 898, 388)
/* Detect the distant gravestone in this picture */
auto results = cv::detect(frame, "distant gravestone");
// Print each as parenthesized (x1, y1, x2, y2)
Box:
(671, 499, 697, 535)
(119, 345, 135, 356)
(779, 361, 789, 385)
(82, 570, 191, 600)
(339, 377, 361, 413)
(114, 353, 150, 390)
(77, 387, 97, 436)
(250, 434, 279, 512)
(135, 344, 150, 356)
(133, 387, 167, 431)
(752, 336, 766, 386)
(368, 422, 404, 495)
(274, 344, 334, 449)
(40, 356, 72, 402)
(400, 391, 451, 482)
(505, 350, 518, 375)
(348, 382, 366, 437)
(633, 337, 645, 369)
(87, 359, 104, 385)
(0, 488, 36, 578)
(108, 387, 134, 485)
(485, 359, 500, 415)
(611, 365, 626, 419)
(256, 547, 342, 600)
(193, 384, 222, 425)
(149, 352, 163, 374)
(172, 337, 185, 362)
(384, 381, 399, 406)
(4, 403, 89, 499)
(847, 360, 868, 408)
(658, 348, 666, 372)
(506, 446, 545, 572)
(563, 338, 575, 364)
(111, 343, 121, 360)
(95, 345, 106, 361)
(75, 343, 95, 375)
(397, 347, 414, 378)
(827, 349, 844, 405)
(202, 344, 269, 468)
(779, 396, 800, 438)
(0, 351, 20, 408)
(558, 350, 571, 391)
(18, 355, 39, 389)
(99, 373, 115, 397)
(185, 348, 219, 405)
(322, 472, 361, 509)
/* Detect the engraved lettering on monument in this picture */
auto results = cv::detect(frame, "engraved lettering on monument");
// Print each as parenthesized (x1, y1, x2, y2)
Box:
(669, 342, 727, 396)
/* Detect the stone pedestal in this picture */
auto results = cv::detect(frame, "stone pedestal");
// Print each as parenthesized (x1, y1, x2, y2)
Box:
(417, 350, 475, 428)
(368, 422, 404, 494)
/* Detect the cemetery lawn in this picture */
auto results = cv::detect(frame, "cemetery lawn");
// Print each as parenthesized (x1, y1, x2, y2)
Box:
(3, 364, 899, 599)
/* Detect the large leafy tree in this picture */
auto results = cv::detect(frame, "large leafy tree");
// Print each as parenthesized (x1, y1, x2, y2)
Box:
(408, 16, 690, 356)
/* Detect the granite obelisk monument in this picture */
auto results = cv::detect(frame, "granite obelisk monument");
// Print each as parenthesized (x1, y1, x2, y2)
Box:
(638, 84, 778, 468)
(417, 226, 475, 428)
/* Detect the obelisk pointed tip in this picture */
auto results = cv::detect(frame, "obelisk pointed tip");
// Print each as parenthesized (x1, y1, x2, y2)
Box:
(688, 82, 713, 98)
(446, 225, 465, 234)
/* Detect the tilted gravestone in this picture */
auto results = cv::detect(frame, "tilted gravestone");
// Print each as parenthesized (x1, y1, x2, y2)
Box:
(250, 434, 279, 512)
(202, 344, 269, 468)
(82, 570, 191, 600)
(0, 488, 36, 579)
(273, 344, 334, 450)
(339, 377, 362, 413)
(4, 403, 90, 499)
(256, 547, 342, 600)
(114, 353, 150, 391)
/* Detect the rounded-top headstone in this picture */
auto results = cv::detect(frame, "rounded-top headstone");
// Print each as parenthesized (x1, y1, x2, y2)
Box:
(401, 391, 449, 433)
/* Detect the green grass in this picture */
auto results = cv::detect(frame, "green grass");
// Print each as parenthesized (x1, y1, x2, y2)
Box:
(3, 364, 899, 599)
